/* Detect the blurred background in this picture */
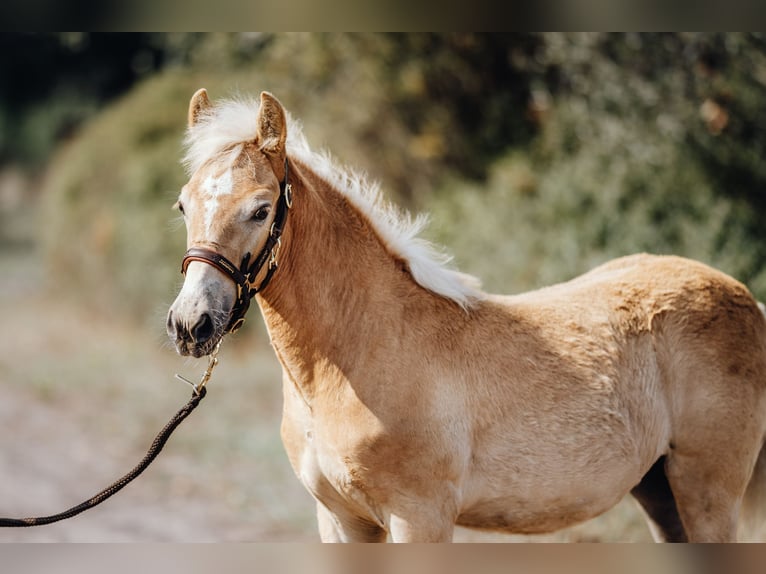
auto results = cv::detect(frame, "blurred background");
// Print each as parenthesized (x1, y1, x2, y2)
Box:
(1, 32, 766, 542)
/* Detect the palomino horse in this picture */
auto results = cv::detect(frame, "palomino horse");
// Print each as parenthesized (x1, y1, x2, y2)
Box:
(167, 89, 766, 542)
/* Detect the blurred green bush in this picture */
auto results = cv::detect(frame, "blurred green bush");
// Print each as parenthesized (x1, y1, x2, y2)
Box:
(35, 33, 766, 326)
(429, 33, 766, 299)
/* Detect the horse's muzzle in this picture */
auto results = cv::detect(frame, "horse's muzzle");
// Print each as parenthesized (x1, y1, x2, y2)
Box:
(167, 309, 224, 358)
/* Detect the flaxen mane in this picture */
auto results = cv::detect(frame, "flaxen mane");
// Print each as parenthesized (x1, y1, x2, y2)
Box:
(182, 97, 481, 309)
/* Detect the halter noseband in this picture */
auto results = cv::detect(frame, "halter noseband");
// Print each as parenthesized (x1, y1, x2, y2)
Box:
(181, 157, 293, 334)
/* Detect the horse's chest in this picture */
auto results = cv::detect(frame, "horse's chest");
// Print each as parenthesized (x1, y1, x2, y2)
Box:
(280, 397, 376, 520)
(290, 426, 334, 498)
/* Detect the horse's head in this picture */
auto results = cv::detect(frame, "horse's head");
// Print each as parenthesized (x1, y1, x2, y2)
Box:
(167, 89, 289, 357)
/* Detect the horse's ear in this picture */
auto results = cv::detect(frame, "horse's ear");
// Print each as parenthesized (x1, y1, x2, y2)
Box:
(257, 92, 287, 159)
(188, 88, 211, 127)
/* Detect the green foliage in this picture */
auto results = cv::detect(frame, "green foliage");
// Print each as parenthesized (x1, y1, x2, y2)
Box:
(430, 115, 766, 299)
(429, 33, 766, 300)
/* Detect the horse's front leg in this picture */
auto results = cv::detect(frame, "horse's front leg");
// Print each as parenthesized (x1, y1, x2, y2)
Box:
(316, 502, 387, 543)
(386, 493, 457, 542)
(388, 512, 455, 542)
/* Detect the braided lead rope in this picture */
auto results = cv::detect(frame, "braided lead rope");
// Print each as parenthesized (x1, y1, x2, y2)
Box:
(0, 344, 221, 527)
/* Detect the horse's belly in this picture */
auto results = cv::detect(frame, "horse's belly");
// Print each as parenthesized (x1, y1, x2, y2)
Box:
(457, 489, 623, 534)
(457, 446, 644, 534)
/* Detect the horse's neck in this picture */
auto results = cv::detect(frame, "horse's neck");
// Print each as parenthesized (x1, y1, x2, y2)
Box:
(256, 166, 411, 397)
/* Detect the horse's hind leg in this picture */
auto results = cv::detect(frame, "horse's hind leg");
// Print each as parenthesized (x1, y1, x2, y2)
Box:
(663, 448, 747, 542)
(661, 377, 765, 541)
(630, 456, 688, 542)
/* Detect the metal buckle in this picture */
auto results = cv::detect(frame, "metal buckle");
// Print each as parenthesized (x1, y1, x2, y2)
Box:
(269, 237, 282, 270)
(284, 183, 293, 209)
(229, 317, 246, 333)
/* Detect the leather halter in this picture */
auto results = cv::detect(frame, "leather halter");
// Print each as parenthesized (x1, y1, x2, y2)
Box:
(181, 157, 293, 334)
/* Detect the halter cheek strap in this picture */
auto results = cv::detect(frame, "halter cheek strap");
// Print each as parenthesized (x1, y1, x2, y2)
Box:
(181, 157, 293, 334)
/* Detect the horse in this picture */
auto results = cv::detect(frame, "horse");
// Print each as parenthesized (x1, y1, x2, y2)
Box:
(166, 89, 766, 542)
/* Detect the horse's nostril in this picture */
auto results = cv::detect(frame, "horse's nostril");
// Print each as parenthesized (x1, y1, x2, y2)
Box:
(191, 313, 214, 343)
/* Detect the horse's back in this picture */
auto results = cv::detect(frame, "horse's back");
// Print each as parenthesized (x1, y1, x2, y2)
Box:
(571, 254, 766, 371)
(503, 252, 766, 414)
(512, 253, 754, 313)
(504, 253, 763, 345)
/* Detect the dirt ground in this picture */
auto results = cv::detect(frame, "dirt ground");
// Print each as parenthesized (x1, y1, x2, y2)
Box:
(0, 238, 320, 542)
(0, 210, 651, 542)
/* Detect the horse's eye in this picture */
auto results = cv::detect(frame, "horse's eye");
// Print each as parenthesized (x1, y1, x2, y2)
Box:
(252, 206, 270, 222)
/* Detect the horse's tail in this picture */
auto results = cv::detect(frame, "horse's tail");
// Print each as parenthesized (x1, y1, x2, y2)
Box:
(739, 300, 766, 541)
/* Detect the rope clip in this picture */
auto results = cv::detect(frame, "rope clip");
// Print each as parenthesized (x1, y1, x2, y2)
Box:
(175, 341, 222, 395)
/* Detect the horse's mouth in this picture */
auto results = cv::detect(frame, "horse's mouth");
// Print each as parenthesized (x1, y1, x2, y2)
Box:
(176, 336, 223, 358)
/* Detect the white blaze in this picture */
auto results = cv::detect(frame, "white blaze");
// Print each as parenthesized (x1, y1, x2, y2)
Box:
(202, 170, 233, 235)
